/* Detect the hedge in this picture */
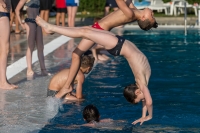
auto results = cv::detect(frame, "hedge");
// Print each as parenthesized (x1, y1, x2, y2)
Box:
(78, 0, 106, 12)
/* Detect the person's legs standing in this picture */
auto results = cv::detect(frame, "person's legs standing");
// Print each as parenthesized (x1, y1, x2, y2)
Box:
(0, 17, 17, 89)
(67, 0, 78, 27)
(40, 10, 45, 20)
(70, 6, 77, 27)
(14, 13, 20, 33)
(12, 0, 21, 33)
(104, 0, 110, 16)
(10, 12, 15, 32)
(35, 25, 50, 76)
(25, 22, 36, 77)
(67, 6, 72, 27)
(61, 12, 65, 26)
(44, 10, 50, 22)
(56, 12, 61, 26)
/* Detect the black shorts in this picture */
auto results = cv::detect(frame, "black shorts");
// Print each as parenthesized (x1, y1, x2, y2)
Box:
(47, 89, 59, 97)
(11, 0, 21, 12)
(105, 0, 118, 8)
(40, 0, 53, 10)
(107, 35, 125, 56)
(56, 8, 67, 13)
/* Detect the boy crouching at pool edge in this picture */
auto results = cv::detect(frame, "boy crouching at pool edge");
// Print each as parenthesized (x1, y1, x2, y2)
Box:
(47, 55, 95, 101)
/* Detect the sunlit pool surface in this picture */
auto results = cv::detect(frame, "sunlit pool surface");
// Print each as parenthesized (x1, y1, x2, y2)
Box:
(1, 29, 200, 133)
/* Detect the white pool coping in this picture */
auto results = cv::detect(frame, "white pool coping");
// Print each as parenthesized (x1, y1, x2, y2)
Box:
(7, 35, 71, 80)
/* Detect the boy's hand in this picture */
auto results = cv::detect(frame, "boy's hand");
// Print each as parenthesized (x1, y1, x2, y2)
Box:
(132, 115, 152, 125)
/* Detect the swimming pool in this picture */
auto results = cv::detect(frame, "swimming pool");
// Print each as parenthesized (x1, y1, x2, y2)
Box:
(38, 28, 200, 132)
(1, 28, 200, 133)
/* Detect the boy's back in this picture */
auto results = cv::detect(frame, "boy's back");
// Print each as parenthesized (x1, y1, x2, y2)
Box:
(48, 69, 70, 91)
(48, 69, 84, 91)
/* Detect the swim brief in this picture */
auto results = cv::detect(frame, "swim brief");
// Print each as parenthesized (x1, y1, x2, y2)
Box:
(107, 35, 125, 56)
(25, 18, 37, 25)
(47, 89, 59, 97)
(92, 22, 104, 30)
(0, 12, 10, 20)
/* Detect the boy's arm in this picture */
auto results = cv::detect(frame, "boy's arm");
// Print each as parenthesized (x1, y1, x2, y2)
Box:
(133, 85, 153, 125)
(64, 95, 84, 101)
(75, 71, 85, 99)
(126, 0, 137, 9)
(142, 101, 148, 117)
(115, 0, 134, 19)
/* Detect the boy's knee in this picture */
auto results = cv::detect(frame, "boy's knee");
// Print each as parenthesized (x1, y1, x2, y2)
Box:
(80, 27, 91, 36)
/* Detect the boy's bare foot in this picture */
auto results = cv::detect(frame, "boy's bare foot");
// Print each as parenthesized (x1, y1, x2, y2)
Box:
(0, 82, 18, 90)
(27, 71, 35, 80)
(55, 86, 73, 98)
(36, 16, 54, 34)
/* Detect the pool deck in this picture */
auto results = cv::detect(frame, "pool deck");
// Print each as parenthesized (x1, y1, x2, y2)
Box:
(1, 18, 200, 132)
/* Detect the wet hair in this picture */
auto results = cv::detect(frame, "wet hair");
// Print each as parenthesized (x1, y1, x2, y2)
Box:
(83, 104, 100, 123)
(123, 83, 139, 104)
(81, 55, 95, 68)
(137, 19, 158, 31)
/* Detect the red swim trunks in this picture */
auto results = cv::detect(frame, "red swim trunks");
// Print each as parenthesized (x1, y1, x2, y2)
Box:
(92, 22, 104, 30)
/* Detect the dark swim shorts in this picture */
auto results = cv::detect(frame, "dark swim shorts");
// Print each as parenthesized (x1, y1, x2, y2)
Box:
(105, 0, 118, 8)
(47, 89, 59, 97)
(107, 35, 125, 56)
(0, 12, 10, 20)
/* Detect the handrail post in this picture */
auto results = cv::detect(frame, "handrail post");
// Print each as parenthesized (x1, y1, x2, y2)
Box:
(184, 1, 187, 36)
(198, 7, 200, 26)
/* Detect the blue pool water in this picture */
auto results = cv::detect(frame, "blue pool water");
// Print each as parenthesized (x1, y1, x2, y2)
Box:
(39, 29, 200, 133)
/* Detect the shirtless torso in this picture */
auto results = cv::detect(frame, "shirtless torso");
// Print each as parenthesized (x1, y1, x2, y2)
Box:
(0, 0, 10, 12)
(99, 8, 136, 30)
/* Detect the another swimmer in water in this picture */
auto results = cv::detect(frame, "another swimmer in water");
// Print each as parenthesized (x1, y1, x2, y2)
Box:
(82, 104, 126, 130)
